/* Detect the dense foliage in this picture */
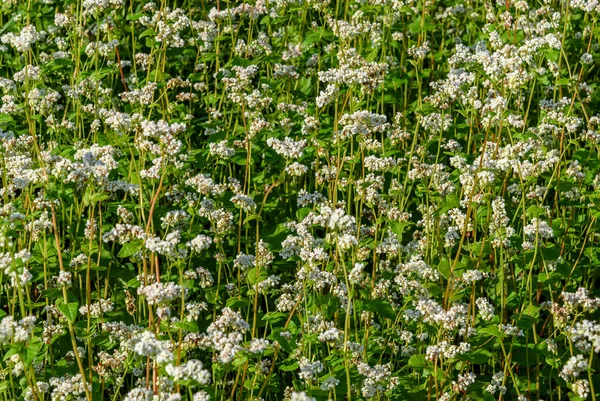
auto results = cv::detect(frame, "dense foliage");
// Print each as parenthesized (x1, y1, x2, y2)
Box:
(0, 0, 599, 400)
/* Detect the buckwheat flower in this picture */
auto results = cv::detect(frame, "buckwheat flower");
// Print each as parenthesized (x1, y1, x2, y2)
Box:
(364, 156, 397, 171)
(234, 253, 256, 270)
(209, 140, 235, 159)
(357, 362, 395, 397)
(133, 331, 173, 364)
(499, 324, 524, 337)
(298, 357, 324, 381)
(337, 233, 358, 250)
(572, 379, 590, 399)
(137, 282, 185, 305)
(285, 162, 308, 176)
(421, 112, 453, 133)
(248, 338, 270, 354)
(485, 371, 507, 394)
(231, 194, 257, 212)
(560, 354, 588, 381)
(267, 137, 307, 159)
(187, 234, 213, 253)
(57, 271, 72, 287)
(408, 41, 430, 60)
(192, 391, 210, 401)
(257, 275, 280, 294)
(301, 116, 320, 135)
(507, 114, 524, 129)
(49, 374, 85, 401)
(290, 392, 316, 401)
(320, 377, 340, 391)
(1, 25, 40, 52)
(0, 316, 36, 344)
(452, 372, 476, 392)
(569, 320, 600, 353)
(166, 360, 211, 385)
(158, 306, 172, 320)
(84, 218, 97, 240)
(318, 327, 342, 343)
(70, 253, 88, 268)
(145, 231, 181, 257)
(315, 84, 339, 108)
(349, 263, 364, 284)
(79, 299, 114, 317)
(462, 270, 487, 283)
(116, 205, 134, 223)
(561, 288, 600, 311)
(185, 302, 208, 321)
(186, 174, 227, 196)
(566, 160, 585, 181)
(338, 111, 388, 140)
(54, 12, 75, 27)
(204, 308, 249, 363)
(476, 298, 495, 320)
(0, 95, 18, 114)
(82, 0, 124, 14)
(13, 65, 41, 83)
(523, 218, 554, 240)
(273, 64, 299, 80)
(581, 53, 593, 64)
(103, 224, 146, 244)
(120, 82, 156, 105)
(123, 387, 154, 401)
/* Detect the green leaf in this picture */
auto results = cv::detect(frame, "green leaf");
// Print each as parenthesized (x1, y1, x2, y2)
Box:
(389, 221, 411, 238)
(247, 267, 268, 285)
(262, 312, 287, 324)
(437, 257, 451, 279)
(227, 297, 249, 308)
(232, 355, 247, 367)
(243, 379, 259, 390)
(408, 354, 427, 369)
(364, 300, 396, 320)
(173, 321, 198, 332)
(478, 325, 501, 338)
(118, 240, 144, 258)
(57, 299, 79, 323)
(269, 329, 295, 353)
(279, 360, 299, 371)
(139, 29, 155, 38)
(126, 12, 145, 21)
(460, 349, 494, 364)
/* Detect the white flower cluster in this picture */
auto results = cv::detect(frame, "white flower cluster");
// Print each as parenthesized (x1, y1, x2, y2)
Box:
(485, 371, 507, 395)
(426, 341, 471, 360)
(79, 299, 114, 317)
(82, 0, 124, 15)
(560, 354, 589, 382)
(298, 357, 324, 381)
(186, 234, 213, 253)
(452, 372, 476, 393)
(49, 374, 85, 401)
(1, 25, 40, 52)
(569, 320, 600, 353)
(201, 308, 249, 363)
(165, 359, 211, 385)
(145, 231, 183, 257)
(137, 282, 186, 305)
(266, 137, 307, 159)
(132, 331, 173, 364)
(103, 224, 146, 244)
(476, 298, 495, 321)
(0, 315, 36, 344)
(357, 362, 398, 398)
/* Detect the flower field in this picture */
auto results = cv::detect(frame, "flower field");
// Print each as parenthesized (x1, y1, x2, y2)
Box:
(0, 0, 599, 400)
